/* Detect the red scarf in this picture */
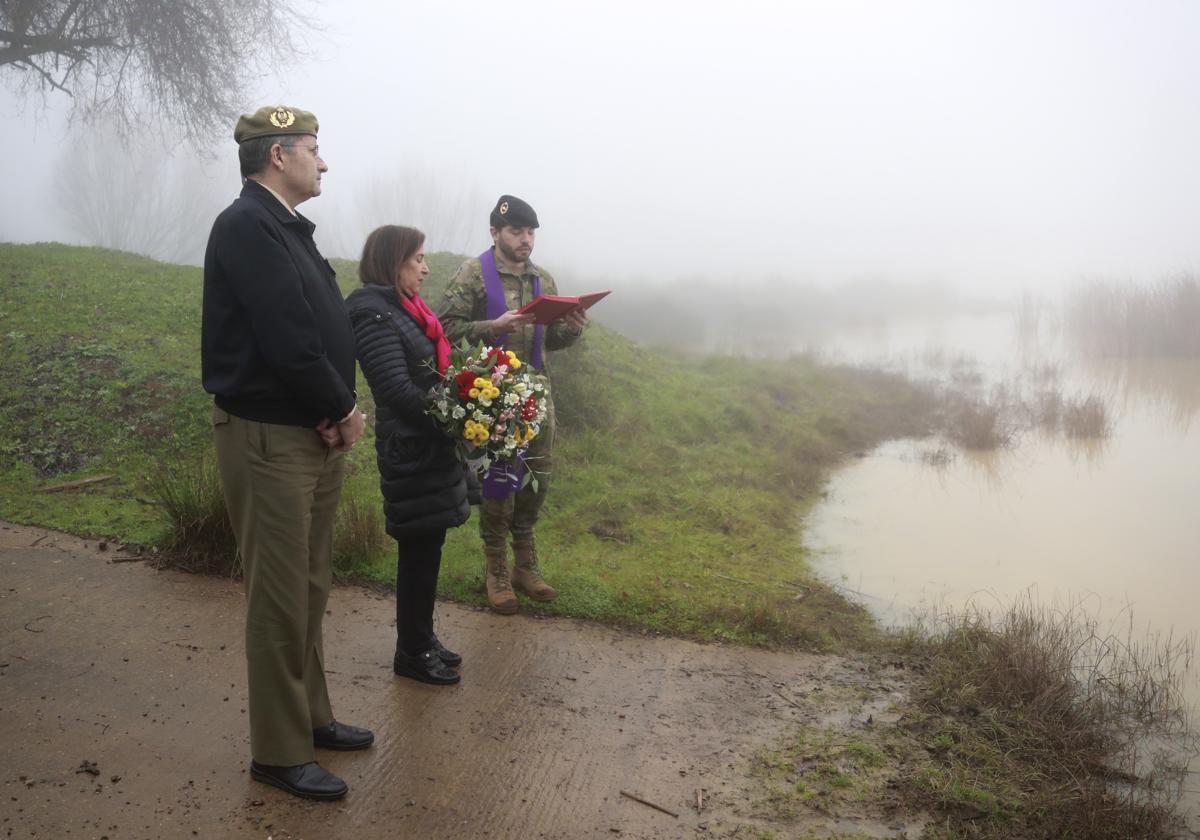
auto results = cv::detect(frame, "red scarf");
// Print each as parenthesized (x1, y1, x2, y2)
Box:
(400, 292, 452, 375)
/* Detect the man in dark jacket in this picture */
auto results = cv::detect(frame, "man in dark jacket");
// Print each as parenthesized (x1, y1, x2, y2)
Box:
(202, 105, 371, 802)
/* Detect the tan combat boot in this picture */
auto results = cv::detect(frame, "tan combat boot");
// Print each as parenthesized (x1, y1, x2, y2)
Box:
(511, 539, 557, 602)
(484, 547, 519, 615)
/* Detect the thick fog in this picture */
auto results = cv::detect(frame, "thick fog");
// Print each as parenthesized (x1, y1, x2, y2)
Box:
(2, 0, 1199, 294)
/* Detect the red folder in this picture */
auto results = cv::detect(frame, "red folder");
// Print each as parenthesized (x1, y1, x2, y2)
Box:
(517, 290, 611, 325)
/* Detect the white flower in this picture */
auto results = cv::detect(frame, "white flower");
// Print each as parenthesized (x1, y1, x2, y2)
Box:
(451, 405, 466, 419)
(473, 410, 488, 422)
(514, 382, 527, 394)
(503, 392, 519, 406)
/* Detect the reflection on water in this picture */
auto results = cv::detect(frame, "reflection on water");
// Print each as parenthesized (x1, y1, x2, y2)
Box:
(807, 418, 1200, 635)
(1084, 357, 1200, 433)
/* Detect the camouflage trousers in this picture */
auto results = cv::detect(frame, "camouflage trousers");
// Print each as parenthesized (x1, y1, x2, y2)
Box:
(479, 398, 555, 550)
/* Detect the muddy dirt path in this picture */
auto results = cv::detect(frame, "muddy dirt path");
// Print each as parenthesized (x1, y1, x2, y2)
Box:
(0, 523, 914, 839)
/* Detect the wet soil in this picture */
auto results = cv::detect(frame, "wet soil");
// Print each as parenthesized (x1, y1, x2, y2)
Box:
(0, 522, 915, 839)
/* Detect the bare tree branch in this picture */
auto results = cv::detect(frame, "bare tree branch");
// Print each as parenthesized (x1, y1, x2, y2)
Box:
(0, 0, 314, 145)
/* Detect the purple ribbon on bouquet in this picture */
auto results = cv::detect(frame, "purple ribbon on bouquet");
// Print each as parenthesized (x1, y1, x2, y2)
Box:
(481, 454, 525, 499)
(480, 248, 542, 498)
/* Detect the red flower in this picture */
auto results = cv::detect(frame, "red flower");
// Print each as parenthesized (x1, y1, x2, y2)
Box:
(454, 369, 478, 400)
(520, 394, 539, 421)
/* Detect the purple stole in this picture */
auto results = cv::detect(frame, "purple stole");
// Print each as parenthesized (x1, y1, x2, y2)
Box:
(480, 248, 544, 369)
(480, 248, 544, 498)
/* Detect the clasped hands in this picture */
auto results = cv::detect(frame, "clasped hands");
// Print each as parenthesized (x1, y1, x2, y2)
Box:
(316, 408, 366, 451)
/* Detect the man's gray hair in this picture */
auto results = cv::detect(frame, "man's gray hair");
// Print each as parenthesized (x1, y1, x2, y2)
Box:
(238, 134, 303, 179)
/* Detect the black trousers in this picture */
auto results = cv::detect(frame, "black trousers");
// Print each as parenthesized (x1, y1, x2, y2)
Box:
(396, 528, 447, 656)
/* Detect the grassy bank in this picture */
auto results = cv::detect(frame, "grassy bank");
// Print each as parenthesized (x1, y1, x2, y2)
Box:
(743, 597, 1196, 839)
(0, 242, 936, 648)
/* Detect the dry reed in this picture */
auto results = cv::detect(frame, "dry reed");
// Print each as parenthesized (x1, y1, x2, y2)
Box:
(1066, 276, 1200, 359)
(333, 491, 387, 575)
(900, 594, 1197, 839)
(146, 454, 239, 575)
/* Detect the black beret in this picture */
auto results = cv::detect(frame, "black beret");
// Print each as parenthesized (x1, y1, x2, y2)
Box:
(490, 195, 539, 229)
(234, 105, 318, 143)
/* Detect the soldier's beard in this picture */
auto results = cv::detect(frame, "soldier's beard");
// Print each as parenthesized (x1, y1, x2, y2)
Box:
(497, 240, 531, 266)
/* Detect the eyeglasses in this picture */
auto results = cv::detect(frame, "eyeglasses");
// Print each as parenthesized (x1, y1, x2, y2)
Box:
(284, 142, 321, 158)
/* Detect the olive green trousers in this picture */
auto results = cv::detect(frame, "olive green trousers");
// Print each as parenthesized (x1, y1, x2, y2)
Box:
(213, 406, 344, 766)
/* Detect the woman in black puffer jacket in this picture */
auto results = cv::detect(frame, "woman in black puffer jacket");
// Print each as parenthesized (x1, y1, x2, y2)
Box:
(346, 225, 469, 686)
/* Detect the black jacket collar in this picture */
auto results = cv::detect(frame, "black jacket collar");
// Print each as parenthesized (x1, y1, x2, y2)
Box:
(241, 179, 316, 234)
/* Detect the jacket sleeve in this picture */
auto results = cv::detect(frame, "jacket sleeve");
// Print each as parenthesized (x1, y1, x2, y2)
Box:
(539, 268, 584, 352)
(213, 212, 355, 420)
(351, 308, 436, 427)
(437, 260, 496, 348)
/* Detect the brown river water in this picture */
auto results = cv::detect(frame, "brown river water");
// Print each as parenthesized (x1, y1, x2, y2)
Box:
(799, 313, 1198, 648)
(796, 311, 1200, 826)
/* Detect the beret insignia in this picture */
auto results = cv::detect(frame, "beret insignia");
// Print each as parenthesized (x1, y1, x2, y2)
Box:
(499, 201, 509, 215)
(269, 107, 296, 128)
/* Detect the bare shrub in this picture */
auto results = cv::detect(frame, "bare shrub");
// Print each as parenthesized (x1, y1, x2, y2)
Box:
(1062, 394, 1113, 439)
(333, 492, 387, 576)
(146, 454, 238, 575)
(901, 594, 1197, 839)
(918, 444, 955, 467)
(1033, 388, 1063, 429)
(948, 397, 1016, 450)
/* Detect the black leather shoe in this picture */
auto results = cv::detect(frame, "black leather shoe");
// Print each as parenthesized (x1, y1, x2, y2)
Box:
(313, 720, 374, 751)
(432, 636, 462, 667)
(393, 649, 461, 685)
(250, 760, 347, 801)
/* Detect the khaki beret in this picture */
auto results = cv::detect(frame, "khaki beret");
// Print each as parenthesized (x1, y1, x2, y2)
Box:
(234, 105, 319, 144)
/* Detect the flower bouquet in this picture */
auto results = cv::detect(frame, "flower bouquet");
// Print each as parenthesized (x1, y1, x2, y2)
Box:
(427, 340, 549, 492)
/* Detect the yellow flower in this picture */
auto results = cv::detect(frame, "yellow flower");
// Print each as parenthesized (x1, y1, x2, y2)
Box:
(468, 387, 480, 398)
(464, 420, 489, 444)
(474, 377, 489, 389)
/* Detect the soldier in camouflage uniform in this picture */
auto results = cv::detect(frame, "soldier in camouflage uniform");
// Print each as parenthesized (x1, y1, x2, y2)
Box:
(438, 195, 587, 614)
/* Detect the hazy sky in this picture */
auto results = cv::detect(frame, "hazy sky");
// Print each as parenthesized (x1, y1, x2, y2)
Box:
(2, 0, 1198, 293)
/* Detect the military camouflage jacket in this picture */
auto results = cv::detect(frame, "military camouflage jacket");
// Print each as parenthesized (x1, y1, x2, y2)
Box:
(437, 247, 582, 375)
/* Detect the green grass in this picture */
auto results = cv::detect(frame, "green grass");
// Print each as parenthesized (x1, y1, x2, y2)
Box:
(1, 242, 934, 648)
